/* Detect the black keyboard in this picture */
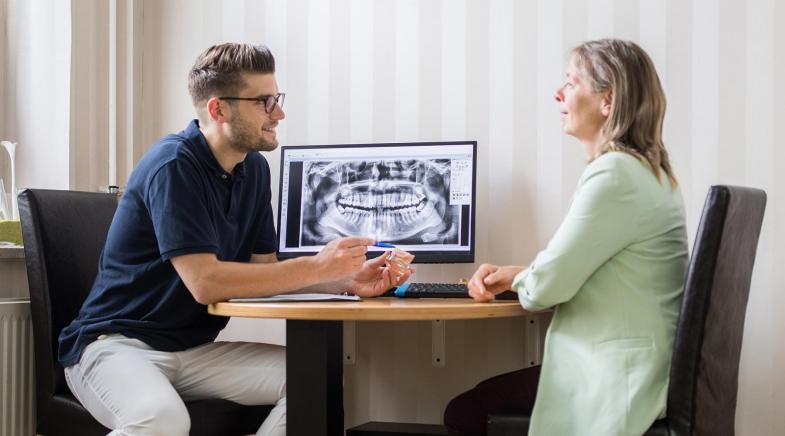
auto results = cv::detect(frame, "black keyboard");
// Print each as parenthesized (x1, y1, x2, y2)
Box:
(384, 282, 519, 300)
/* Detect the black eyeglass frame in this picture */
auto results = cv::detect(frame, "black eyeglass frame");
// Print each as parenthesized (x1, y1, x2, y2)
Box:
(218, 93, 286, 113)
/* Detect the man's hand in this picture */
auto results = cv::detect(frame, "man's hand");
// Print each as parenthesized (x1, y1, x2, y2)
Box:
(347, 251, 415, 298)
(467, 263, 524, 302)
(311, 236, 374, 282)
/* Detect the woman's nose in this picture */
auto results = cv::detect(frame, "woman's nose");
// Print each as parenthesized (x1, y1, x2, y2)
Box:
(554, 88, 564, 102)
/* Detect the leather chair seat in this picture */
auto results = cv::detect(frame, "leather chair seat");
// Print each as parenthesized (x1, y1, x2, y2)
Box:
(645, 419, 669, 436)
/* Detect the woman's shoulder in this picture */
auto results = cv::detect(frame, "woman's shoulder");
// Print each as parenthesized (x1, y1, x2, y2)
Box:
(583, 151, 655, 186)
(580, 150, 639, 181)
(577, 151, 675, 209)
(580, 151, 682, 214)
(590, 151, 647, 171)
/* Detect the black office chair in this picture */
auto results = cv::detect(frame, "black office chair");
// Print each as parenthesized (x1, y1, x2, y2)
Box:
(487, 185, 767, 436)
(19, 189, 272, 436)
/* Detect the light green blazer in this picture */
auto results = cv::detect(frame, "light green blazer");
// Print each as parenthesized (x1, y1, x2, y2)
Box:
(512, 151, 688, 436)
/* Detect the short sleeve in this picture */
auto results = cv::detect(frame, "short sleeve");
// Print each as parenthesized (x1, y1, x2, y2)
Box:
(253, 168, 278, 254)
(512, 156, 640, 311)
(146, 160, 219, 259)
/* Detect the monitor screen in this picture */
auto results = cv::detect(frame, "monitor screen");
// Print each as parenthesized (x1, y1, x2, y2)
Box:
(276, 141, 477, 263)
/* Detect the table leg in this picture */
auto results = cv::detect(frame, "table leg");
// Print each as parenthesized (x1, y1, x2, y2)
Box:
(287, 320, 344, 436)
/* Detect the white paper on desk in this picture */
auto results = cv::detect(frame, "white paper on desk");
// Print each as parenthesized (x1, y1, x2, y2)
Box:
(229, 293, 361, 302)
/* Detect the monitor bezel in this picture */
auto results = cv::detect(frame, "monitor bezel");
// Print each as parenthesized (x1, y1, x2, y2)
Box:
(275, 141, 477, 264)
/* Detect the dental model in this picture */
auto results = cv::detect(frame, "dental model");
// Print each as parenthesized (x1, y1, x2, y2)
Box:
(385, 247, 415, 280)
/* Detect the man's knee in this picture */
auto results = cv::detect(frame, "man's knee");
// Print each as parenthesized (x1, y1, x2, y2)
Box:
(122, 400, 190, 436)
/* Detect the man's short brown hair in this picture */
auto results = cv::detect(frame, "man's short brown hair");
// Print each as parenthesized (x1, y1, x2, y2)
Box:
(187, 43, 276, 107)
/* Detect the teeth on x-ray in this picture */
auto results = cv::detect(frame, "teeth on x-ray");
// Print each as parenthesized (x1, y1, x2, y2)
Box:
(300, 159, 459, 245)
(332, 183, 431, 236)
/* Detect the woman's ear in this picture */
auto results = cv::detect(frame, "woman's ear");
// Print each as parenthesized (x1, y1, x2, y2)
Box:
(600, 91, 612, 117)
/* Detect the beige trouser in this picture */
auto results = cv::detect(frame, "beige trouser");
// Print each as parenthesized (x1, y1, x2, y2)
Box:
(64, 334, 286, 436)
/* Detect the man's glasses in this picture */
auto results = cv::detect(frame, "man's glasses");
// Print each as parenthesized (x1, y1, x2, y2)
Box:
(218, 93, 286, 114)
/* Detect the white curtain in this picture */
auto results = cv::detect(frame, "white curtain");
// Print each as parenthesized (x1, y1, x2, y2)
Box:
(0, 0, 17, 215)
(0, 0, 71, 196)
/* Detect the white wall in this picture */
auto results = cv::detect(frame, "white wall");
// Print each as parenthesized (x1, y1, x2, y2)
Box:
(17, 0, 783, 432)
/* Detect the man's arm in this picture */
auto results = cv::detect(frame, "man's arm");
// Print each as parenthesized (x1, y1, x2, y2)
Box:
(240, 249, 413, 297)
(171, 236, 372, 305)
(250, 252, 352, 294)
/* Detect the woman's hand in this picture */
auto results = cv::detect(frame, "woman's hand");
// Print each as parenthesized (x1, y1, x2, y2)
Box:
(468, 264, 525, 302)
(347, 251, 415, 298)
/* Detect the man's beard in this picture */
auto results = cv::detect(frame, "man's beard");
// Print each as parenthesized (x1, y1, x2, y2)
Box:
(228, 117, 278, 153)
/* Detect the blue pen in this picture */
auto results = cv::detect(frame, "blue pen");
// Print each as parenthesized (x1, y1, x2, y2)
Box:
(374, 242, 396, 248)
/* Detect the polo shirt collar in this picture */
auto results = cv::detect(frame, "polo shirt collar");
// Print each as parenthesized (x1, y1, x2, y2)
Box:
(183, 119, 248, 180)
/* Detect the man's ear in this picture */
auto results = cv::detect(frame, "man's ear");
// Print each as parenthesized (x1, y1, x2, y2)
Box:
(600, 91, 612, 117)
(206, 97, 230, 123)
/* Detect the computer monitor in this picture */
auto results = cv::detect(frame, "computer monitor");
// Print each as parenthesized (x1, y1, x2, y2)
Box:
(276, 141, 477, 263)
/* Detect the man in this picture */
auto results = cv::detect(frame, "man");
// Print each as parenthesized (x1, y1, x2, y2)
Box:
(58, 43, 410, 436)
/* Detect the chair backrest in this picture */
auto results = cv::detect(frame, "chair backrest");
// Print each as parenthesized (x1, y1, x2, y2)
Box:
(18, 189, 118, 419)
(666, 185, 766, 436)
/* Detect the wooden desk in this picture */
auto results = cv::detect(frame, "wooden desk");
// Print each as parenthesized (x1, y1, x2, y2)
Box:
(209, 298, 527, 436)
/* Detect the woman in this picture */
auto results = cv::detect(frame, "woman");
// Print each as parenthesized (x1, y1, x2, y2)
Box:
(444, 39, 689, 436)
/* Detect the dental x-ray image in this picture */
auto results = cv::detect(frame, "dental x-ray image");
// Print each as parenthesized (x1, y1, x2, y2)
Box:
(301, 159, 460, 245)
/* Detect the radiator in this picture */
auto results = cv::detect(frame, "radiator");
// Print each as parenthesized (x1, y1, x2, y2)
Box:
(0, 299, 34, 436)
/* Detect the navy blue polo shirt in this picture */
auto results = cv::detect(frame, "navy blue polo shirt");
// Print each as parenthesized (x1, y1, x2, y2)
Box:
(58, 120, 277, 367)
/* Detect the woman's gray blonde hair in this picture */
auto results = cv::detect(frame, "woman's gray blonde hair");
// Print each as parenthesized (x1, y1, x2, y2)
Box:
(571, 39, 677, 187)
